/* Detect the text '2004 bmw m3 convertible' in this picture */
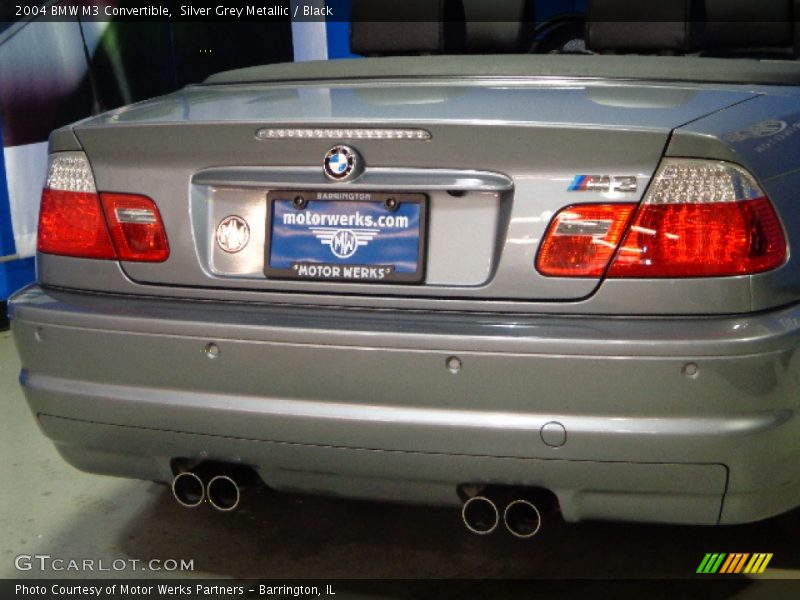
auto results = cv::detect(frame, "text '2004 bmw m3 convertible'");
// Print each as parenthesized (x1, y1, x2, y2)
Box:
(10, 0, 800, 537)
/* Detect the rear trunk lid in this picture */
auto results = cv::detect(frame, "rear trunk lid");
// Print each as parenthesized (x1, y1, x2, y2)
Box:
(72, 77, 756, 301)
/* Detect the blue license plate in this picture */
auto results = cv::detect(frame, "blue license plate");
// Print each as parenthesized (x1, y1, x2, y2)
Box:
(265, 191, 426, 283)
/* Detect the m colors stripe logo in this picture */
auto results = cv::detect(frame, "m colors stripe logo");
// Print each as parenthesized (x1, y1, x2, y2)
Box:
(696, 553, 773, 574)
(567, 175, 638, 193)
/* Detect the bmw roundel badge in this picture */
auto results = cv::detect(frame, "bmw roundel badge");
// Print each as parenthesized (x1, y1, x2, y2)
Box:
(323, 145, 362, 181)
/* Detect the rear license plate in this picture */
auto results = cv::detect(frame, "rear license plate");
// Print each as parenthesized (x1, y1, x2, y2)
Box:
(265, 191, 426, 283)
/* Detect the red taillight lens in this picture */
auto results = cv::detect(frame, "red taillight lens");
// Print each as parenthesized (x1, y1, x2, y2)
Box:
(37, 152, 169, 263)
(535, 204, 636, 277)
(607, 198, 786, 277)
(100, 193, 170, 262)
(537, 159, 787, 279)
(38, 188, 117, 259)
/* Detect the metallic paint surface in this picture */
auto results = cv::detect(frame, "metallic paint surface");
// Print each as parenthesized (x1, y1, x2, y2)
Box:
(11, 286, 800, 524)
(39, 79, 798, 312)
(19, 62, 800, 526)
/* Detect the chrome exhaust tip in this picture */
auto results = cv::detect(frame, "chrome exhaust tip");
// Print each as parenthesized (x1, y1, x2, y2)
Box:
(503, 499, 542, 539)
(461, 495, 500, 535)
(207, 474, 241, 512)
(172, 472, 204, 508)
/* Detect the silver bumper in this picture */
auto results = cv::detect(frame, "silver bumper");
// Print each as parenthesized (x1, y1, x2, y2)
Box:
(10, 285, 800, 525)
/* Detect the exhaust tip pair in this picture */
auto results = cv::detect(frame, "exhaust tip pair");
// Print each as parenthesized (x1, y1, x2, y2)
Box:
(462, 496, 543, 539)
(172, 472, 241, 512)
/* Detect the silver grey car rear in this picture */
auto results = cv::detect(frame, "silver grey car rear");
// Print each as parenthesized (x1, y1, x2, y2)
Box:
(10, 53, 800, 529)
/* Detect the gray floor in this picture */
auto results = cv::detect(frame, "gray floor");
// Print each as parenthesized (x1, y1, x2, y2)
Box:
(1, 329, 799, 589)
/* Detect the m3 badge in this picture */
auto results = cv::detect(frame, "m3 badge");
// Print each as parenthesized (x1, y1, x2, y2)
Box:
(568, 175, 638, 193)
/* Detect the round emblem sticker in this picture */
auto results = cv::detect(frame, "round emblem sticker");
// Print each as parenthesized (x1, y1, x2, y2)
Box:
(216, 216, 250, 253)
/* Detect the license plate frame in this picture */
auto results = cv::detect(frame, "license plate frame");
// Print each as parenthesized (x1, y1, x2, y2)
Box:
(264, 190, 427, 283)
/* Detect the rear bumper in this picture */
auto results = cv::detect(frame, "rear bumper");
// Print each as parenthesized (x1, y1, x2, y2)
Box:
(10, 285, 800, 525)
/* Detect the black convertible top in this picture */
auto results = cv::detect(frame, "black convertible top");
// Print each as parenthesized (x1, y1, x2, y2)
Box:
(204, 54, 800, 87)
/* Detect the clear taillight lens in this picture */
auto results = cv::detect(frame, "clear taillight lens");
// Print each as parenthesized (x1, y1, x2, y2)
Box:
(607, 159, 786, 277)
(38, 152, 169, 262)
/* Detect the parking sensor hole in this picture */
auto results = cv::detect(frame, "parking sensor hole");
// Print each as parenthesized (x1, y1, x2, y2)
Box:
(447, 356, 462, 374)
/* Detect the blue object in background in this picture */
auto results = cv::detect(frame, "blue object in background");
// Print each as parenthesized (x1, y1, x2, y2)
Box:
(537, 0, 587, 22)
(0, 121, 35, 305)
(0, 125, 14, 260)
(326, 0, 358, 59)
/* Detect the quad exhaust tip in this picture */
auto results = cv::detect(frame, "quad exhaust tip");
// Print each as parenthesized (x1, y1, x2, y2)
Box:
(461, 495, 500, 535)
(461, 486, 549, 538)
(503, 499, 543, 539)
(207, 474, 241, 512)
(171, 461, 256, 511)
(171, 472, 205, 508)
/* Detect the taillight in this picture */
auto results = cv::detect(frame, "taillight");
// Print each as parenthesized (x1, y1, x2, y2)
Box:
(536, 159, 786, 278)
(607, 159, 786, 277)
(38, 152, 169, 262)
(536, 204, 636, 277)
(38, 188, 116, 259)
(101, 193, 169, 262)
